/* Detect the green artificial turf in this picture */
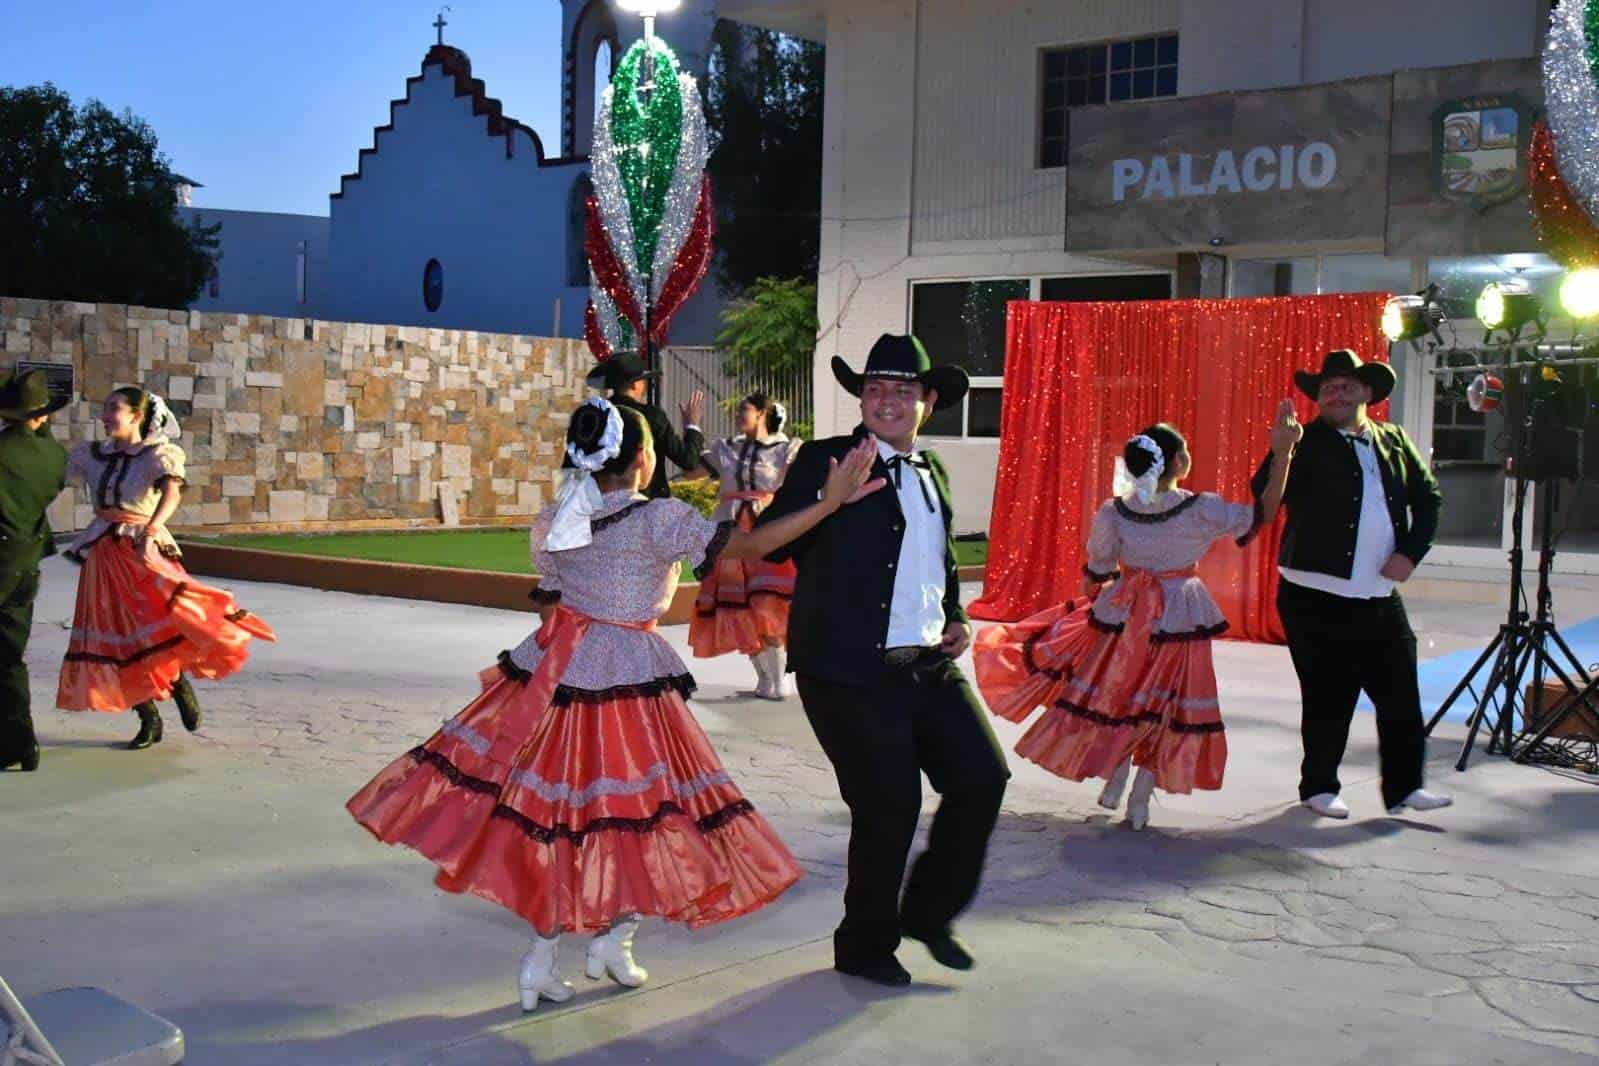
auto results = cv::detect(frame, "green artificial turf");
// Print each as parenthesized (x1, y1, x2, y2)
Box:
(209, 529, 991, 574)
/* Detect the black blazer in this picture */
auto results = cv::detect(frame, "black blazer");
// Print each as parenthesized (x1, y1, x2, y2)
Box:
(1250, 417, 1443, 579)
(757, 427, 966, 688)
(0, 422, 67, 577)
(612, 394, 705, 501)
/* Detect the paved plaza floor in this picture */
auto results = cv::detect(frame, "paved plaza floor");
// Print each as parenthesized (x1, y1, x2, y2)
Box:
(4, 561, 1598, 1064)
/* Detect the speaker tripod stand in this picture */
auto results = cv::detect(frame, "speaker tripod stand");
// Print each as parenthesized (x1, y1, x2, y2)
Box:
(1424, 469, 1596, 769)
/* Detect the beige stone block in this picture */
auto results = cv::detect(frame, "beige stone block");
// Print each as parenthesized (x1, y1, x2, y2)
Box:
(246, 371, 284, 388)
(441, 443, 472, 479)
(492, 478, 514, 496)
(202, 502, 231, 525)
(517, 482, 542, 511)
(282, 341, 325, 416)
(255, 445, 277, 480)
(356, 431, 381, 450)
(437, 484, 460, 527)
(222, 476, 255, 497)
(268, 490, 308, 523)
(167, 375, 195, 401)
(224, 412, 261, 435)
(323, 380, 346, 405)
(192, 393, 223, 411)
(297, 452, 325, 480)
(307, 494, 330, 521)
(280, 415, 299, 433)
(393, 446, 412, 477)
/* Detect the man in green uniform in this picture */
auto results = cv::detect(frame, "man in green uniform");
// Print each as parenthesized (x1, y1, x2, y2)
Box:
(0, 369, 70, 772)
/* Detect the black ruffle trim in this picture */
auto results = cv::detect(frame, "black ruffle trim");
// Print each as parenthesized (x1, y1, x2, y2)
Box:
(1051, 697, 1225, 735)
(1084, 565, 1120, 584)
(592, 500, 650, 533)
(1150, 622, 1230, 644)
(1087, 614, 1125, 635)
(491, 653, 698, 705)
(1022, 629, 1065, 681)
(1234, 497, 1267, 548)
(64, 635, 185, 667)
(528, 587, 562, 606)
(1114, 494, 1202, 524)
(694, 521, 736, 582)
(403, 747, 757, 844)
(694, 589, 792, 615)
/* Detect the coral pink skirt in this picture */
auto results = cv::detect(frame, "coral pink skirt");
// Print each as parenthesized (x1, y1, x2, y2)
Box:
(348, 608, 802, 934)
(57, 532, 276, 712)
(688, 497, 794, 658)
(973, 568, 1227, 794)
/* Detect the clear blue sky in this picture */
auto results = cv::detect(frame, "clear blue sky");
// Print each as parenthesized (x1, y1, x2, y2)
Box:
(6, 0, 569, 217)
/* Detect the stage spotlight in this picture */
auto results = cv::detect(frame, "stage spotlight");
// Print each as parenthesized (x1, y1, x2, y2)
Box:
(1382, 294, 1443, 343)
(1559, 268, 1599, 320)
(1476, 280, 1541, 333)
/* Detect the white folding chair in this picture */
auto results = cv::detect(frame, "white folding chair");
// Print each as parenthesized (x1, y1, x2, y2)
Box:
(1, 976, 183, 1066)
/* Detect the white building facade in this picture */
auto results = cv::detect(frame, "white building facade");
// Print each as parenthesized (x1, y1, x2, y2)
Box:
(727, 0, 1586, 574)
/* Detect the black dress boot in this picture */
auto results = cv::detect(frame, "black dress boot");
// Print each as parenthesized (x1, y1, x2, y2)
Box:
(172, 675, 202, 732)
(128, 702, 163, 750)
(0, 740, 39, 772)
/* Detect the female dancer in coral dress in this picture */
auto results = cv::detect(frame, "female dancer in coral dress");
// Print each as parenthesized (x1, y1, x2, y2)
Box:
(347, 396, 883, 1011)
(973, 412, 1296, 830)
(688, 393, 804, 698)
(57, 387, 277, 749)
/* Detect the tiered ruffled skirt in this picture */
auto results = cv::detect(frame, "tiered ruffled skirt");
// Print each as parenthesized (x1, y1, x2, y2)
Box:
(346, 656, 803, 934)
(973, 589, 1228, 794)
(687, 504, 794, 657)
(57, 534, 276, 712)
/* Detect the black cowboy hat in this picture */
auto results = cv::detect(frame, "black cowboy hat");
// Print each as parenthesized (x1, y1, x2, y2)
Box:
(1294, 348, 1396, 404)
(831, 334, 969, 412)
(0, 368, 71, 421)
(585, 351, 659, 392)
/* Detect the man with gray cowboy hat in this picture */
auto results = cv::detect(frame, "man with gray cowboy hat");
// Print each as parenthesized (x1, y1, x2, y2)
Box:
(1251, 348, 1451, 820)
(0, 369, 70, 772)
(586, 351, 705, 500)
(758, 333, 1009, 986)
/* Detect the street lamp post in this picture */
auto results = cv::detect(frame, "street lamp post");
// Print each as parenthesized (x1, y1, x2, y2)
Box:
(613, 0, 682, 405)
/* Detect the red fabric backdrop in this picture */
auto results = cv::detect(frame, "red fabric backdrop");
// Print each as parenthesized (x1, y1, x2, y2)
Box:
(968, 293, 1392, 643)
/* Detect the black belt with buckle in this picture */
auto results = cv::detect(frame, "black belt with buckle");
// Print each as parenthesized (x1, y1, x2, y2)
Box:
(884, 645, 937, 668)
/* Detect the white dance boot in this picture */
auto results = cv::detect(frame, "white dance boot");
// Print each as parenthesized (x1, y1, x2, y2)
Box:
(1098, 759, 1132, 810)
(749, 653, 775, 699)
(761, 646, 790, 699)
(1126, 768, 1157, 831)
(518, 935, 575, 1012)
(586, 915, 648, 988)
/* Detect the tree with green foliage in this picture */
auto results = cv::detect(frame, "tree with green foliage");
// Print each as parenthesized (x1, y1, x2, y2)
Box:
(716, 277, 818, 438)
(703, 21, 824, 294)
(0, 84, 218, 307)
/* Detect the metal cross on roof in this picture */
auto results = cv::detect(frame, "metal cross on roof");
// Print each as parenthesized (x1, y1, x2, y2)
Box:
(433, 7, 449, 44)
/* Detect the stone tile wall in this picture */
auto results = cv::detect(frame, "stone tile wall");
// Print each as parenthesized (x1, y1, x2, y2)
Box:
(0, 299, 587, 532)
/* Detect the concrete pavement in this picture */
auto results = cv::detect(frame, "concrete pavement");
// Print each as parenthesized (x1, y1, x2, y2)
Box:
(3, 560, 1598, 1064)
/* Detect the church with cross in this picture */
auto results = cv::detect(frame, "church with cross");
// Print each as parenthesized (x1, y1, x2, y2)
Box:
(179, 1, 723, 346)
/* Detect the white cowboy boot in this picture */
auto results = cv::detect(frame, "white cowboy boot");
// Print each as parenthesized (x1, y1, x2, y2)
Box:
(1126, 768, 1157, 831)
(586, 915, 649, 988)
(762, 646, 790, 699)
(1097, 758, 1132, 810)
(518, 935, 575, 1012)
(750, 652, 775, 699)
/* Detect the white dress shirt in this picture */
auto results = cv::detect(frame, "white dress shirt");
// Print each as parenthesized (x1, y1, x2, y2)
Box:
(1280, 423, 1397, 600)
(879, 438, 949, 648)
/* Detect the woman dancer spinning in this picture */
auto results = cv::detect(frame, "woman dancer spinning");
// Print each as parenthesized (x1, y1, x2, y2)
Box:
(973, 409, 1296, 829)
(688, 393, 804, 698)
(57, 386, 276, 749)
(348, 396, 883, 1010)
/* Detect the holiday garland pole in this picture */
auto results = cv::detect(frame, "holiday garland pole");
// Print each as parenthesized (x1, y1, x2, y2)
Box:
(584, 37, 714, 361)
(1536, 0, 1599, 267)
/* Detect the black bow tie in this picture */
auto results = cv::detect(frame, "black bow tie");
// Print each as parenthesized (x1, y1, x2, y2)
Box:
(1343, 434, 1371, 448)
(885, 454, 936, 513)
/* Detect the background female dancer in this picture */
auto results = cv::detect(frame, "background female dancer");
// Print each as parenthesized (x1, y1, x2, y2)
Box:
(57, 386, 275, 749)
(348, 397, 883, 1012)
(688, 393, 804, 698)
(973, 410, 1296, 830)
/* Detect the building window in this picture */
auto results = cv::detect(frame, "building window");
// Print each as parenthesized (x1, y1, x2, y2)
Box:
(594, 39, 615, 121)
(1040, 33, 1177, 168)
(295, 240, 308, 305)
(912, 279, 1028, 438)
(423, 258, 443, 313)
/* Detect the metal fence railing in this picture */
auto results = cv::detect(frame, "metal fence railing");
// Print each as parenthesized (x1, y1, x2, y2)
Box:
(658, 346, 814, 442)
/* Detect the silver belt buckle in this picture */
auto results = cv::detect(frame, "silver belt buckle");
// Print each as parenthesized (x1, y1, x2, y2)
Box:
(884, 646, 923, 667)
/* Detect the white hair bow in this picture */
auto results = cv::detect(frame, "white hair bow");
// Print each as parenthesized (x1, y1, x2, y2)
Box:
(146, 393, 182, 441)
(1113, 434, 1165, 505)
(545, 397, 625, 553)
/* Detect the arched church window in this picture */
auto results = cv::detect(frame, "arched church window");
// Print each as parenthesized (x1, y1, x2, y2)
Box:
(423, 258, 443, 312)
(594, 38, 615, 121)
(567, 173, 594, 287)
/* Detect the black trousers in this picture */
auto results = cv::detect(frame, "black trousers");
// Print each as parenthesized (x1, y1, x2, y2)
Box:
(0, 569, 41, 759)
(1276, 580, 1426, 809)
(796, 656, 1009, 966)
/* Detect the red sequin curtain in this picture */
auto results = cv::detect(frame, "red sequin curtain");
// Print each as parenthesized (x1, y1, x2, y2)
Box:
(968, 293, 1392, 643)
